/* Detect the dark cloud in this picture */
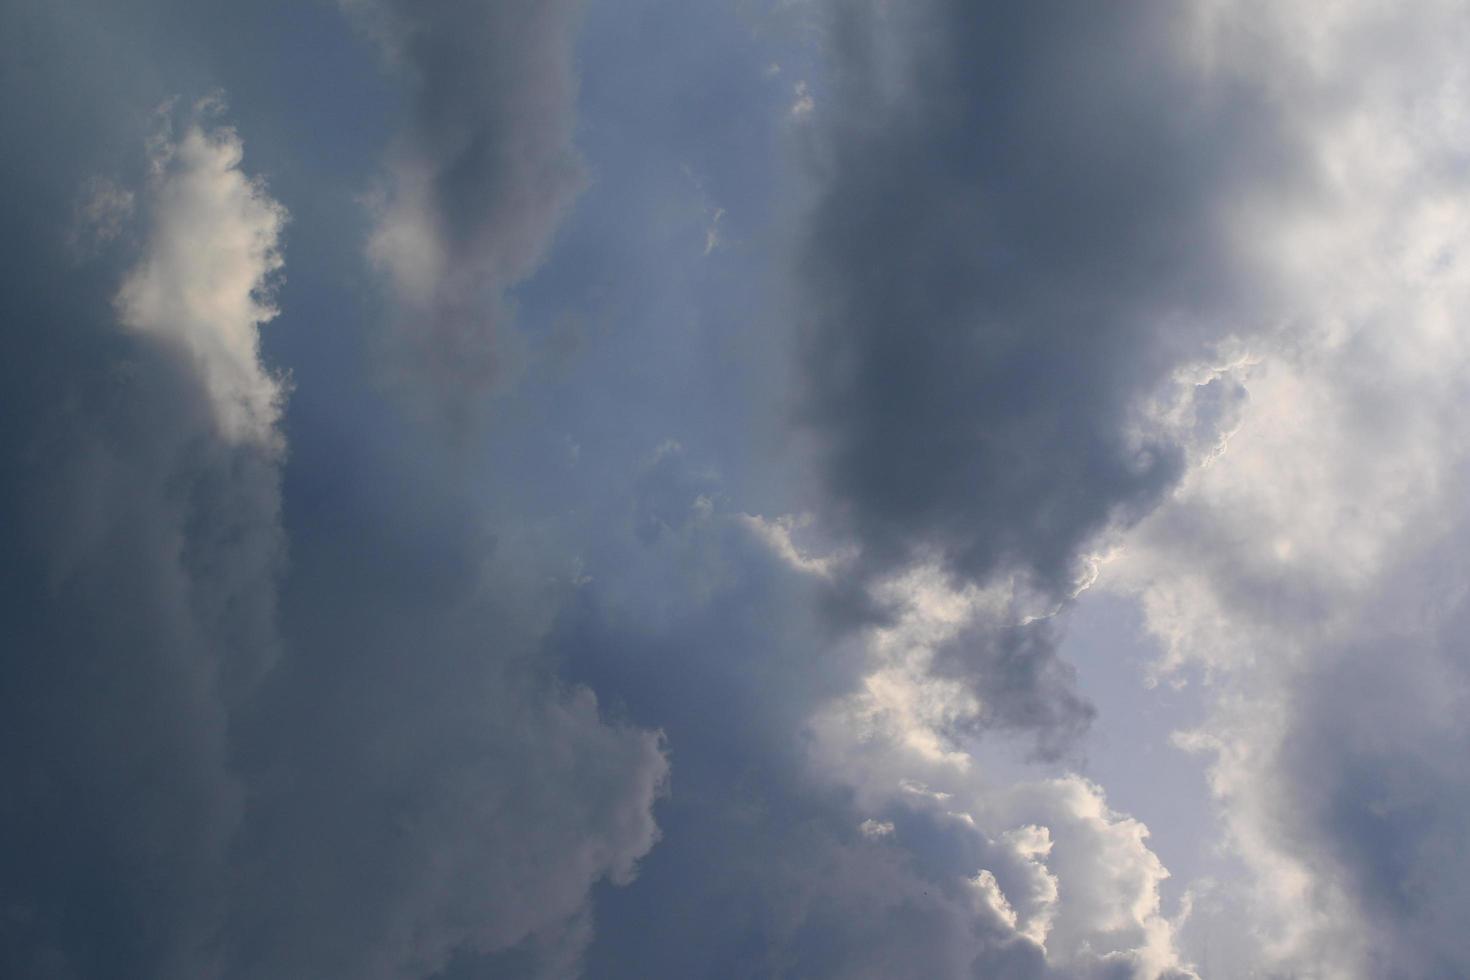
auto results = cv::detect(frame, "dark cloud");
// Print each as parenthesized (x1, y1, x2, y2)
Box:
(931, 619, 1095, 762)
(19, 1, 1467, 978)
(798, 0, 1302, 595)
(0, 5, 665, 978)
(220, 404, 670, 980)
(0, 95, 284, 980)
(222, 529, 667, 980)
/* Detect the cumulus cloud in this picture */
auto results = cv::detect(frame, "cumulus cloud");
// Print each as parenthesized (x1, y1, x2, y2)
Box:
(345, 0, 587, 396)
(467, 6, 1345, 975)
(801, 564, 1194, 976)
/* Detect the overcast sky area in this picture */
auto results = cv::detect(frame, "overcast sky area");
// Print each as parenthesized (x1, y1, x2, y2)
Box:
(5, 1, 1470, 978)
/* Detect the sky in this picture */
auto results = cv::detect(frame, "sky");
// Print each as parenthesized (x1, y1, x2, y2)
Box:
(3, 1, 1470, 978)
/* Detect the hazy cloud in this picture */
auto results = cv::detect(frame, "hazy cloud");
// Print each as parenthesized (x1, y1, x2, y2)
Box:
(347, 0, 587, 396)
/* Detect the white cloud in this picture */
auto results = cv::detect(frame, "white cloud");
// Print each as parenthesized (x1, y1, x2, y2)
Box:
(803, 564, 1195, 977)
(1098, 3, 1470, 973)
(115, 103, 287, 448)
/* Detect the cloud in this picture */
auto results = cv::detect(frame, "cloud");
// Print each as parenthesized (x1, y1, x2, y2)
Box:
(1098, 3, 1470, 973)
(780, 0, 1330, 781)
(802, 569, 1194, 975)
(803, 562, 1094, 766)
(345, 0, 587, 397)
(15, 2, 1470, 979)
(0, 99, 288, 980)
(71, 177, 135, 254)
(116, 100, 288, 448)
(0, 46, 666, 978)
(221, 514, 669, 980)
(543, 446, 1192, 979)
(796, 0, 1305, 596)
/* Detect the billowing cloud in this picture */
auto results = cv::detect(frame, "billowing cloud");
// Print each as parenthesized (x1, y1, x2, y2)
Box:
(545, 445, 1193, 978)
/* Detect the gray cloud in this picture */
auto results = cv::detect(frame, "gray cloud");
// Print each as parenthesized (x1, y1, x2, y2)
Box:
(1136, 513, 1470, 977)
(797, 0, 1301, 596)
(1280, 619, 1470, 979)
(15, 1, 1470, 979)
(785, 0, 1321, 785)
(929, 619, 1095, 762)
(346, 0, 587, 399)
(538, 445, 1192, 978)
(0, 96, 287, 980)
(0, 8, 666, 974)
(220, 487, 668, 980)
